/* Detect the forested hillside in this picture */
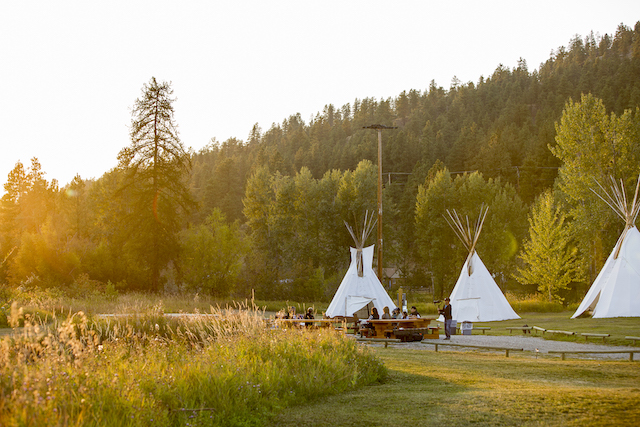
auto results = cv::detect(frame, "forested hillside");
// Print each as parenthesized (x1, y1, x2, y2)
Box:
(2, 23, 640, 304)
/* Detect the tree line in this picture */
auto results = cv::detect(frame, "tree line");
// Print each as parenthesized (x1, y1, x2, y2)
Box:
(2, 23, 640, 304)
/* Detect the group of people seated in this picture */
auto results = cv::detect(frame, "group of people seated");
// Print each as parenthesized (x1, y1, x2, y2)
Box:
(366, 305, 421, 321)
(360, 305, 421, 334)
(276, 306, 315, 327)
(275, 304, 425, 334)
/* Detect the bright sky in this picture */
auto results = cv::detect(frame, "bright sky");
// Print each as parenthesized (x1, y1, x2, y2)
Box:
(1, 1, 639, 190)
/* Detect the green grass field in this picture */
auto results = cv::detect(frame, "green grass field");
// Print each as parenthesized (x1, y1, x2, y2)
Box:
(273, 347, 640, 426)
(454, 312, 640, 345)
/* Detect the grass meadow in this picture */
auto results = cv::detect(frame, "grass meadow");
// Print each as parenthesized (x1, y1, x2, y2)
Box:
(1, 290, 639, 426)
(0, 303, 386, 426)
(273, 347, 640, 426)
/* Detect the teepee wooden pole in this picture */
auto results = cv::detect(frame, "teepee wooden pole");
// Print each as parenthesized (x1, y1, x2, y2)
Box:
(592, 175, 640, 260)
(444, 205, 489, 277)
(468, 205, 489, 256)
(344, 212, 378, 277)
(630, 174, 640, 224)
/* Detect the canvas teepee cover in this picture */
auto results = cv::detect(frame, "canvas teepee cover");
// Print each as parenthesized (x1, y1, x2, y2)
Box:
(326, 214, 396, 318)
(572, 176, 640, 319)
(441, 206, 520, 322)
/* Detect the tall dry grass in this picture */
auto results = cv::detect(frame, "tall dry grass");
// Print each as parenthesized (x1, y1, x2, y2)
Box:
(0, 302, 386, 426)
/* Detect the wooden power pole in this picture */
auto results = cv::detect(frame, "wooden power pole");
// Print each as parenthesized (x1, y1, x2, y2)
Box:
(362, 124, 397, 282)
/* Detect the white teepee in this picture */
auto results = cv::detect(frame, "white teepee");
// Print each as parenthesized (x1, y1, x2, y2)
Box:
(572, 176, 640, 319)
(440, 205, 520, 322)
(326, 213, 396, 318)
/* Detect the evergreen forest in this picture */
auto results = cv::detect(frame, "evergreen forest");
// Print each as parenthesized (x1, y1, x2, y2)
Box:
(3, 23, 640, 305)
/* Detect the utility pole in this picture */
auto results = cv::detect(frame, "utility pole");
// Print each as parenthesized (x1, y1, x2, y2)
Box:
(363, 124, 397, 282)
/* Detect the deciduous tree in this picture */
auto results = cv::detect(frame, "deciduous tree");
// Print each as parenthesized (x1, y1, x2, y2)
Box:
(179, 209, 247, 297)
(514, 190, 582, 302)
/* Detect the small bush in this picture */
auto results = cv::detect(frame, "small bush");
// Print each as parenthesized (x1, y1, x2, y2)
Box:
(505, 293, 566, 313)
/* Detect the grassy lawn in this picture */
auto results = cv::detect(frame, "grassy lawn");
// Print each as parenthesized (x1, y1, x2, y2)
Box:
(452, 312, 640, 345)
(272, 347, 640, 426)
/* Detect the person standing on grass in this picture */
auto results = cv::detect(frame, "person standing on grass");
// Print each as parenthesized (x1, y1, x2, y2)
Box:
(439, 297, 452, 340)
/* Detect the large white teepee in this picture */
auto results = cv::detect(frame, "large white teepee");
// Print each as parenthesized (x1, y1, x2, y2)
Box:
(440, 205, 520, 322)
(572, 176, 640, 319)
(326, 214, 396, 318)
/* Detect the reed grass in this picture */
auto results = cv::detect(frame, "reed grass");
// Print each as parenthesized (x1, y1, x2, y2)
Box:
(0, 302, 386, 426)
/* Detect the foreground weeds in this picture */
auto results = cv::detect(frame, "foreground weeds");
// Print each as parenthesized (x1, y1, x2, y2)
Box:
(0, 303, 386, 426)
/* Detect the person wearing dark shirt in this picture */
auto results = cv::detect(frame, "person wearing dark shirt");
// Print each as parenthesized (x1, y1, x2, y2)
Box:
(304, 307, 314, 328)
(409, 306, 421, 318)
(439, 297, 452, 340)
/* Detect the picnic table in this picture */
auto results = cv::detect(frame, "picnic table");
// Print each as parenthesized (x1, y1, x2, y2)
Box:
(274, 318, 346, 327)
(362, 317, 438, 341)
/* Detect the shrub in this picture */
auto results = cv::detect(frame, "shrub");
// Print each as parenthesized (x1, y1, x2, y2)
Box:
(505, 293, 566, 313)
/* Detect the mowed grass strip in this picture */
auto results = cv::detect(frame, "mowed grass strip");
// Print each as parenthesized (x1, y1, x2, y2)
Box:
(448, 312, 640, 345)
(272, 347, 640, 426)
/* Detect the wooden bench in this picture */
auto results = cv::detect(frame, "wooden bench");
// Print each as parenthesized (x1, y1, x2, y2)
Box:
(547, 329, 575, 336)
(329, 316, 359, 334)
(358, 327, 373, 338)
(532, 326, 546, 335)
(580, 333, 610, 343)
(626, 336, 640, 345)
(422, 341, 523, 358)
(457, 326, 491, 335)
(548, 350, 640, 361)
(394, 327, 429, 342)
(356, 337, 401, 348)
(505, 327, 532, 334)
(427, 326, 440, 335)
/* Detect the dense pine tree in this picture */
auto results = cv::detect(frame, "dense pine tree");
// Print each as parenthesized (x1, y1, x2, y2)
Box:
(117, 77, 194, 291)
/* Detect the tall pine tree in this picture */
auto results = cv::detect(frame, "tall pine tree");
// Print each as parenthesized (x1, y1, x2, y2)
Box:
(117, 77, 194, 291)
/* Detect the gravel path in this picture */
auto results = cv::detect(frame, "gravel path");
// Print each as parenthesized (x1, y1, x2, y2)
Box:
(384, 334, 640, 361)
